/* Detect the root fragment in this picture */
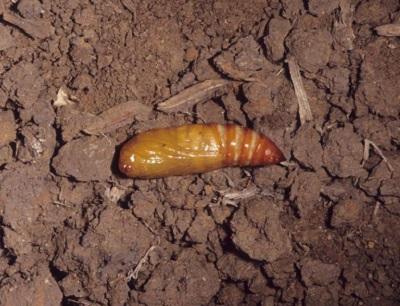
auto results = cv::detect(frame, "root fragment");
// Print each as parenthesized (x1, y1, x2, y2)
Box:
(127, 245, 158, 280)
(287, 57, 313, 125)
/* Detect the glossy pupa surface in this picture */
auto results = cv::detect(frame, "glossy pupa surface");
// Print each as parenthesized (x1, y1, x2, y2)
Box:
(119, 124, 285, 178)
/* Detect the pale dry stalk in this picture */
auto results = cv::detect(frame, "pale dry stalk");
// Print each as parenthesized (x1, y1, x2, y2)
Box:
(287, 57, 313, 125)
(375, 24, 400, 37)
(362, 139, 394, 172)
(127, 245, 158, 280)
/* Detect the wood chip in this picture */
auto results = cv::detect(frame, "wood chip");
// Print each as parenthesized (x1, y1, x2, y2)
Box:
(83, 100, 152, 135)
(287, 57, 313, 125)
(156, 79, 230, 112)
(375, 24, 400, 37)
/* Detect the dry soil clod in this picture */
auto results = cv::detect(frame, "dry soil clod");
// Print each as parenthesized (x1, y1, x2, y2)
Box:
(213, 56, 260, 83)
(156, 79, 230, 112)
(287, 57, 313, 125)
(0, 0, 53, 39)
(375, 24, 400, 37)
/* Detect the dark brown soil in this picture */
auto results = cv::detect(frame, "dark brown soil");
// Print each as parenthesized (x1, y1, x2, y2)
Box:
(1, 0, 399, 305)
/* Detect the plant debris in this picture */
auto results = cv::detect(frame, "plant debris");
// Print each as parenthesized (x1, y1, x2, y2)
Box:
(287, 57, 313, 125)
(157, 79, 230, 112)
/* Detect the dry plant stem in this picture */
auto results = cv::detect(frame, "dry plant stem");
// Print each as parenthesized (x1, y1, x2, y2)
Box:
(372, 201, 380, 222)
(362, 139, 394, 172)
(83, 100, 152, 135)
(334, 0, 355, 50)
(375, 24, 400, 37)
(287, 57, 313, 125)
(157, 79, 230, 112)
(219, 186, 259, 206)
(142, 220, 157, 235)
(222, 173, 236, 188)
(128, 245, 157, 280)
(280, 161, 297, 168)
(53, 200, 73, 209)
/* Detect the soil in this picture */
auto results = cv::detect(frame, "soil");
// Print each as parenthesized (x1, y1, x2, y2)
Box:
(0, 0, 399, 305)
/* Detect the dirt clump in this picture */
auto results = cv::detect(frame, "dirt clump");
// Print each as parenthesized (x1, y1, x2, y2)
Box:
(264, 16, 292, 62)
(231, 197, 292, 262)
(323, 124, 367, 178)
(286, 28, 333, 73)
(0, 110, 17, 147)
(52, 136, 115, 181)
(138, 249, 220, 306)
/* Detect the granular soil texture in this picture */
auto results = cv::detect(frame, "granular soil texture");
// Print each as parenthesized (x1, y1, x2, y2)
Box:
(1, 0, 400, 305)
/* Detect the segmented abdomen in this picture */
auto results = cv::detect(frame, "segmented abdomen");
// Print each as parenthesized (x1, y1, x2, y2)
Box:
(216, 124, 284, 166)
(119, 124, 285, 178)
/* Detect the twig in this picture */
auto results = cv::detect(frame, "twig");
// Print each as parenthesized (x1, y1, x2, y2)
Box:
(287, 57, 313, 125)
(127, 245, 158, 280)
(156, 79, 230, 112)
(362, 139, 394, 172)
(375, 24, 400, 37)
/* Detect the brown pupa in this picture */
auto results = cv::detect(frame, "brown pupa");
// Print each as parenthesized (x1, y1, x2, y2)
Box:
(119, 124, 285, 178)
